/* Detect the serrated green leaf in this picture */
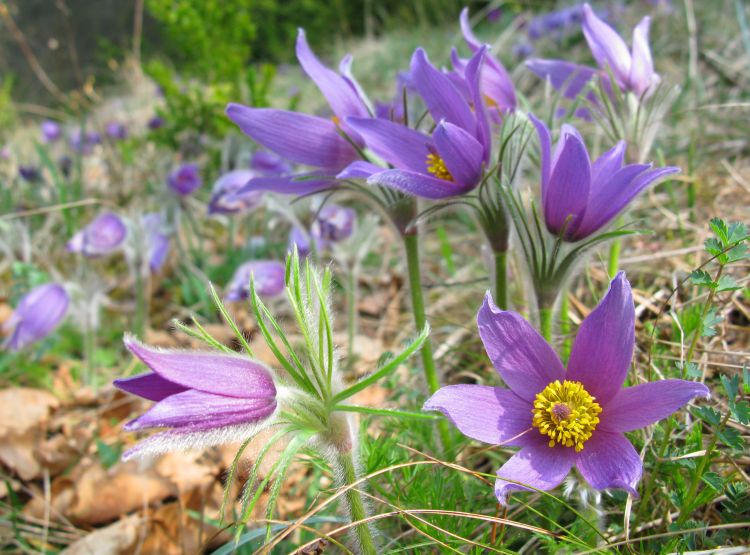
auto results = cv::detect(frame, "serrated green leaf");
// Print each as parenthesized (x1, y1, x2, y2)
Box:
(694, 406, 722, 426)
(726, 221, 748, 244)
(701, 472, 724, 492)
(717, 427, 744, 451)
(690, 269, 715, 289)
(716, 275, 741, 292)
(702, 309, 723, 337)
(720, 374, 740, 399)
(730, 400, 750, 425)
(709, 217, 729, 244)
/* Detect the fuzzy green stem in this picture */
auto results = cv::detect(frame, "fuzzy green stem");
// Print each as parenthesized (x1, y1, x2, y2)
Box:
(493, 250, 508, 309)
(336, 445, 377, 555)
(402, 231, 452, 451)
(539, 307, 553, 342)
(346, 267, 358, 368)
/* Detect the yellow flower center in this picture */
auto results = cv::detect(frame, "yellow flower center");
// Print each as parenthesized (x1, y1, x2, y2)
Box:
(425, 153, 453, 181)
(483, 94, 498, 109)
(331, 115, 342, 127)
(532, 380, 602, 452)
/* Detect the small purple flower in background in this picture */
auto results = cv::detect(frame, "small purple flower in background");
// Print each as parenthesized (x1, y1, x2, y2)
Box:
(69, 129, 88, 154)
(114, 337, 277, 459)
(225, 260, 286, 302)
(41, 120, 62, 143)
(250, 150, 291, 176)
(513, 42, 534, 60)
(2, 283, 69, 351)
(148, 116, 165, 130)
(288, 226, 317, 258)
(167, 163, 202, 196)
(424, 273, 710, 504)
(105, 121, 128, 140)
(142, 213, 170, 272)
(67, 212, 128, 257)
(18, 165, 41, 183)
(530, 115, 679, 241)
(208, 170, 263, 215)
(58, 155, 72, 178)
(487, 7, 502, 23)
(311, 204, 356, 242)
(86, 131, 102, 145)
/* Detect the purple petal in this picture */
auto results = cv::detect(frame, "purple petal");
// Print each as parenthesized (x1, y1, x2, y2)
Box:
(336, 161, 383, 180)
(544, 128, 591, 238)
(124, 389, 276, 431)
(600, 380, 710, 432)
(495, 434, 575, 505)
(629, 16, 656, 96)
(459, 8, 482, 51)
(477, 292, 565, 402)
(296, 29, 369, 120)
(367, 169, 472, 199)
(208, 169, 263, 215)
(2, 283, 69, 351)
(582, 4, 631, 85)
(124, 337, 276, 399)
(464, 47, 492, 162)
(250, 150, 291, 176)
(410, 48, 475, 135)
(575, 431, 641, 496)
(239, 173, 334, 196)
(346, 117, 430, 173)
(226, 260, 286, 301)
(432, 121, 484, 188)
(226, 104, 357, 170)
(590, 141, 625, 185)
(68, 212, 128, 257)
(525, 59, 599, 100)
(573, 165, 679, 240)
(114, 372, 188, 402)
(566, 273, 634, 405)
(529, 114, 551, 196)
(423, 385, 533, 446)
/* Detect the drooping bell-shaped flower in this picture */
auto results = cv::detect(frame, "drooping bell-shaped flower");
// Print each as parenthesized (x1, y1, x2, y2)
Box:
(312, 204, 356, 242)
(167, 163, 202, 196)
(141, 213, 170, 272)
(208, 169, 263, 215)
(424, 273, 710, 504)
(67, 212, 128, 257)
(530, 114, 678, 241)
(114, 336, 278, 459)
(41, 120, 62, 143)
(225, 260, 286, 302)
(2, 283, 69, 351)
(527, 4, 658, 100)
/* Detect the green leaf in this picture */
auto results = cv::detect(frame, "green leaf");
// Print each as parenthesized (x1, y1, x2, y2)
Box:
(690, 269, 715, 289)
(334, 404, 440, 420)
(717, 427, 744, 451)
(95, 439, 122, 470)
(715, 275, 741, 292)
(709, 217, 729, 244)
(721, 374, 740, 399)
(730, 400, 750, 425)
(701, 472, 724, 492)
(701, 309, 723, 337)
(694, 406, 722, 426)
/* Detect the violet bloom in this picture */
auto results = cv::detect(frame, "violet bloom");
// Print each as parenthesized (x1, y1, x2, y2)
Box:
(114, 337, 277, 459)
(2, 283, 69, 351)
(227, 29, 370, 197)
(530, 114, 678, 241)
(18, 165, 41, 182)
(527, 4, 658, 99)
(67, 212, 128, 257)
(86, 131, 102, 146)
(142, 213, 170, 272)
(225, 261, 286, 302)
(167, 163, 202, 196)
(208, 170, 263, 215)
(288, 226, 318, 258)
(148, 116, 165, 130)
(105, 121, 128, 140)
(41, 120, 62, 143)
(425, 273, 709, 504)
(343, 48, 490, 200)
(312, 204, 356, 242)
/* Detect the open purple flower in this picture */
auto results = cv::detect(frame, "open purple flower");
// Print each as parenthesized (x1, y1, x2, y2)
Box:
(530, 114, 678, 241)
(142, 213, 170, 272)
(343, 48, 489, 199)
(167, 163, 202, 196)
(2, 283, 69, 351)
(67, 212, 128, 257)
(208, 169, 263, 215)
(225, 260, 286, 302)
(114, 337, 277, 459)
(41, 120, 62, 143)
(226, 29, 369, 197)
(312, 204, 356, 242)
(424, 273, 709, 504)
(527, 4, 658, 99)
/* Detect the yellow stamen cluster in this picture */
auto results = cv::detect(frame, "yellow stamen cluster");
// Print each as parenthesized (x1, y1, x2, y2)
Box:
(331, 115, 342, 127)
(532, 380, 601, 452)
(425, 154, 453, 181)
(483, 94, 498, 109)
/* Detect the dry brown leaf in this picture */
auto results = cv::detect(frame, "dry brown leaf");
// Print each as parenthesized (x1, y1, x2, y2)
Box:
(23, 475, 76, 521)
(34, 434, 80, 476)
(0, 387, 59, 437)
(61, 514, 142, 555)
(155, 451, 217, 492)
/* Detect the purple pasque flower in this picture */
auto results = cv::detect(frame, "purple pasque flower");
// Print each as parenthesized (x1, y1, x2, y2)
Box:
(167, 163, 202, 196)
(105, 121, 128, 140)
(311, 204, 356, 242)
(424, 273, 710, 504)
(67, 211, 128, 257)
(142, 213, 170, 272)
(18, 165, 41, 182)
(527, 4, 658, 99)
(342, 48, 489, 200)
(250, 150, 292, 176)
(226, 29, 370, 197)
(114, 336, 277, 459)
(208, 169, 263, 215)
(41, 120, 62, 143)
(530, 114, 679, 241)
(456, 8, 517, 113)
(225, 260, 286, 302)
(288, 226, 320, 258)
(2, 283, 69, 351)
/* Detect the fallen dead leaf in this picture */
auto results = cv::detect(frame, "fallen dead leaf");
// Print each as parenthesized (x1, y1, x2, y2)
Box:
(61, 514, 142, 555)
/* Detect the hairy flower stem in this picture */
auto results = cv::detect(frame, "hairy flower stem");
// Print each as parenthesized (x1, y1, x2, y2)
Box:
(493, 250, 508, 309)
(402, 231, 452, 451)
(539, 306, 553, 342)
(336, 446, 377, 555)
